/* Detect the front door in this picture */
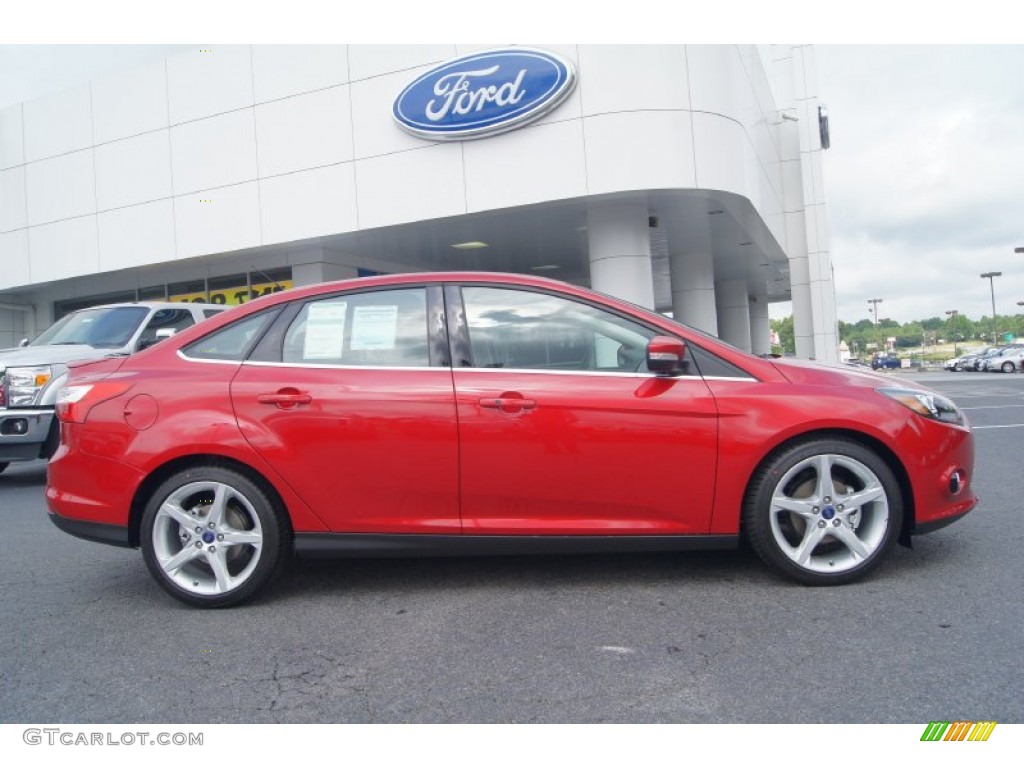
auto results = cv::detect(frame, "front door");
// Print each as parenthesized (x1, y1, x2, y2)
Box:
(450, 285, 719, 535)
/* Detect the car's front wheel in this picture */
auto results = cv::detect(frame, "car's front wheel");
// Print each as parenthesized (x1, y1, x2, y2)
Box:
(743, 438, 902, 586)
(1001, 361, 1014, 373)
(140, 466, 288, 607)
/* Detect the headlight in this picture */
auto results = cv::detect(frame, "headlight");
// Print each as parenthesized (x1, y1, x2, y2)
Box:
(5, 365, 53, 407)
(877, 386, 965, 426)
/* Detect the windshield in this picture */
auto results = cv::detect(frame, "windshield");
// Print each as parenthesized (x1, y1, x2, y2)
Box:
(31, 306, 150, 349)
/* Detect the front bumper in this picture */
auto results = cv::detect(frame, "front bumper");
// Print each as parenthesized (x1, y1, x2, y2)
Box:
(0, 407, 54, 461)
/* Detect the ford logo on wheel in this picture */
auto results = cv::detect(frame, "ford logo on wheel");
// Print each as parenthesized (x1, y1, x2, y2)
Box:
(393, 48, 577, 141)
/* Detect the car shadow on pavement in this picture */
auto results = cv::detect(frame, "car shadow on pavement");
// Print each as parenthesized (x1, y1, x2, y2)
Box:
(0, 461, 48, 487)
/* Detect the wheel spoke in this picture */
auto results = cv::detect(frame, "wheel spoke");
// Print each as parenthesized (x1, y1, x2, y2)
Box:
(842, 484, 885, 511)
(221, 529, 262, 547)
(815, 455, 837, 501)
(794, 524, 827, 565)
(161, 544, 202, 574)
(159, 500, 195, 530)
(206, 549, 234, 592)
(206, 483, 231, 527)
(832, 524, 873, 560)
(771, 496, 818, 518)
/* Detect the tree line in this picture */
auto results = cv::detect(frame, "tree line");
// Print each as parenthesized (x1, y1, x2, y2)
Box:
(770, 312, 1024, 356)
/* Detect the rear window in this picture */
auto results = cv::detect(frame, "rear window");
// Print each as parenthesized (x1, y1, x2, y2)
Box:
(182, 310, 279, 361)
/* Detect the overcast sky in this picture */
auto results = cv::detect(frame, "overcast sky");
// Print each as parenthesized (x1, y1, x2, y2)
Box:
(2, 5, 1021, 326)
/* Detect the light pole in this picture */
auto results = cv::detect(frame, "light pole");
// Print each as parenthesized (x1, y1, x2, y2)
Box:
(868, 298, 883, 326)
(945, 310, 960, 356)
(980, 272, 1002, 344)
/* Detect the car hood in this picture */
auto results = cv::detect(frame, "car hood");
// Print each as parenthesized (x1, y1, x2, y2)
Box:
(0, 344, 109, 370)
(770, 357, 921, 390)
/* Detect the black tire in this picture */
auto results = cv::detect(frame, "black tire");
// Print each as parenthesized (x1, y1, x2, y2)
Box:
(743, 438, 902, 586)
(1001, 361, 1014, 373)
(140, 466, 288, 608)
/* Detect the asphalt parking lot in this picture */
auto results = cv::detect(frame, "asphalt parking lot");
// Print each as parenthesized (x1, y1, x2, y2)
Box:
(1, 371, 1021, 724)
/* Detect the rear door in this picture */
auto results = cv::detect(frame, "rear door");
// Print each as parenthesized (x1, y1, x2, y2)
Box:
(230, 285, 460, 533)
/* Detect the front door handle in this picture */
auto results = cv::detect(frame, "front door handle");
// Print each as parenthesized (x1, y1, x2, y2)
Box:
(479, 393, 536, 414)
(257, 389, 312, 409)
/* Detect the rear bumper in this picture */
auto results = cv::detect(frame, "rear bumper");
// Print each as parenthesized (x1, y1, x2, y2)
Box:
(46, 440, 145, 530)
(48, 511, 131, 548)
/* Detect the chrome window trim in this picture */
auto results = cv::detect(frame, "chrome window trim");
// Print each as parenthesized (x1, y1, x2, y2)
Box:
(177, 351, 757, 381)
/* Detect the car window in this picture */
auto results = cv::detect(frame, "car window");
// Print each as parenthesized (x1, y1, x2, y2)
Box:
(282, 288, 429, 367)
(182, 310, 279, 361)
(461, 287, 655, 372)
(136, 309, 197, 350)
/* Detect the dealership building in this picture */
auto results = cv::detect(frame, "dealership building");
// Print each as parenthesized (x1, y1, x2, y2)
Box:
(0, 44, 838, 360)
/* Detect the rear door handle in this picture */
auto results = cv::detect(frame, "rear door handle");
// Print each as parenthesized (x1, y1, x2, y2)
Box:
(479, 394, 536, 414)
(257, 389, 312, 409)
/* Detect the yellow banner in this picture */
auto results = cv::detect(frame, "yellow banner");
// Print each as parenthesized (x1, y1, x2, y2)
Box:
(170, 280, 293, 306)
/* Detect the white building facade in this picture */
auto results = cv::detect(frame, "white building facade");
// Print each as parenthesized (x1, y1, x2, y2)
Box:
(0, 44, 838, 360)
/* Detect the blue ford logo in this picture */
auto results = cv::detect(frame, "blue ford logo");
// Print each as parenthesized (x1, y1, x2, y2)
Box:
(393, 48, 577, 141)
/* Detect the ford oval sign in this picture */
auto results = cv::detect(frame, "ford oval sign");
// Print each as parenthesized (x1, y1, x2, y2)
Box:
(393, 48, 577, 141)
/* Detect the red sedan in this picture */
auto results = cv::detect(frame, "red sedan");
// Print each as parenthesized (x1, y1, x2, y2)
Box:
(46, 273, 977, 607)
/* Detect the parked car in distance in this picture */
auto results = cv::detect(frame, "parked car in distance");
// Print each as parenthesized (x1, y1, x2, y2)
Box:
(983, 346, 1024, 373)
(46, 273, 977, 607)
(971, 346, 1020, 371)
(0, 301, 227, 474)
(870, 352, 901, 370)
(953, 347, 991, 371)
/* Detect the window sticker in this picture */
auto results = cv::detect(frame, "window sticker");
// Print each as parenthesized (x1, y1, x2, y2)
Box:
(303, 301, 347, 360)
(351, 305, 399, 351)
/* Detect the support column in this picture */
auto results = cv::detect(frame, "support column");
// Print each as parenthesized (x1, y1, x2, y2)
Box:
(789, 249, 814, 358)
(586, 202, 655, 310)
(749, 292, 771, 356)
(290, 248, 360, 287)
(715, 278, 752, 352)
(669, 224, 718, 335)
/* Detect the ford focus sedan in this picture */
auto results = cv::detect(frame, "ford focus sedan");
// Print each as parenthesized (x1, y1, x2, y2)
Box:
(46, 273, 977, 607)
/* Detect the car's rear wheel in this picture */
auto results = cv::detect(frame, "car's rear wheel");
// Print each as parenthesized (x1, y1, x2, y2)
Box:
(1001, 361, 1014, 373)
(743, 438, 902, 585)
(140, 466, 287, 607)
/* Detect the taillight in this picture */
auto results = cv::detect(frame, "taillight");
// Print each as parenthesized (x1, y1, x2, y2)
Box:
(56, 382, 134, 424)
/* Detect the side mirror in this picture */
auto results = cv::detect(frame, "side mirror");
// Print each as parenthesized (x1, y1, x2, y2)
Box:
(19, 338, 29, 347)
(137, 328, 177, 352)
(647, 336, 687, 376)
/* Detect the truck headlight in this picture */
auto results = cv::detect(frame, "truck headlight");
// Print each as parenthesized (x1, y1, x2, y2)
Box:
(6, 366, 53, 407)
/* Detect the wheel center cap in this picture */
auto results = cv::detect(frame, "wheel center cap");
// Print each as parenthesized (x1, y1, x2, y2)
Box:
(822, 506, 836, 520)
(202, 531, 216, 544)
